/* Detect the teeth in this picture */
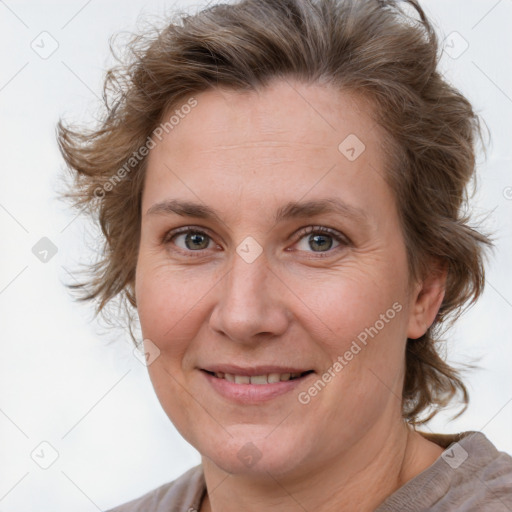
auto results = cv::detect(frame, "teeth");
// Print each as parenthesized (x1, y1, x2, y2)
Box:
(213, 372, 307, 384)
(250, 375, 267, 385)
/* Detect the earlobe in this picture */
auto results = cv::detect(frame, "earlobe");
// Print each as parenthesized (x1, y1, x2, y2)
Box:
(407, 263, 447, 340)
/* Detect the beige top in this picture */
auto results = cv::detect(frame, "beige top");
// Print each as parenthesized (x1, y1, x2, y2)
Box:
(106, 431, 512, 511)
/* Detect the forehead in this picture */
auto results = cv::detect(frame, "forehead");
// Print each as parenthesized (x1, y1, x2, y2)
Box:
(143, 79, 393, 217)
(153, 80, 381, 154)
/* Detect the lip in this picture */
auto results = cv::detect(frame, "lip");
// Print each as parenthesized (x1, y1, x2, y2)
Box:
(200, 369, 315, 404)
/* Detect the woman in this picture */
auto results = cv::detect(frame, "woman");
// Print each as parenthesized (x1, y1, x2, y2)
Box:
(57, 0, 512, 510)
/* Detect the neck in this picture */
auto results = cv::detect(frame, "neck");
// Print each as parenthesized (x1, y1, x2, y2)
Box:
(200, 420, 443, 512)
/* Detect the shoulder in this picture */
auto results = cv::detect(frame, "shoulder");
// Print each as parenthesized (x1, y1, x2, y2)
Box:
(377, 431, 512, 511)
(105, 465, 205, 512)
(449, 431, 512, 507)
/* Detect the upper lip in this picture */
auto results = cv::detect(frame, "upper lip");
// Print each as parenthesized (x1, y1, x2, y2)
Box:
(201, 364, 313, 376)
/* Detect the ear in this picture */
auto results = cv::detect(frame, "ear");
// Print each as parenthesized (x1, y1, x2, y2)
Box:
(407, 260, 448, 340)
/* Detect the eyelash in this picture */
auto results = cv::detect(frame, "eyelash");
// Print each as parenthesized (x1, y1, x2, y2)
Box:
(161, 225, 350, 258)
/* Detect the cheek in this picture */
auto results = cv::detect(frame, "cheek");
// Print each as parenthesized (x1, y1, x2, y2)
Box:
(135, 260, 217, 362)
(134, 262, 213, 438)
(285, 257, 410, 420)
(288, 261, 409, 351)
(294, 273, 408, 440)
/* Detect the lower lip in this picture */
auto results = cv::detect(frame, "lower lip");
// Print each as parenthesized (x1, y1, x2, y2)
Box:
(201, 371, 313, 404)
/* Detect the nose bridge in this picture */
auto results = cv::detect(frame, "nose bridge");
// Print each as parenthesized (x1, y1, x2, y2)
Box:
(228, 252, 263, 298)
(209, 246, 289, 342)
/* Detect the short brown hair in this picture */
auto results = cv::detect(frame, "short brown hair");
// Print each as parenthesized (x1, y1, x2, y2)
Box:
(57, 0, 491, 423)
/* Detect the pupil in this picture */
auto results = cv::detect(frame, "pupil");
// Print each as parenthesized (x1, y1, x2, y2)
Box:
(186, 232, 208, 250)
(310, 234, 332, 252)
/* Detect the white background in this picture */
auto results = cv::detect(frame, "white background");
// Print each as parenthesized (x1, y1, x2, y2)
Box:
(0, 0, 511, 510)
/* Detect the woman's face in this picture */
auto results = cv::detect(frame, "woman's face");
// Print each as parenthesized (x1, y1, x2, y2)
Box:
(135, 80, 429, 477)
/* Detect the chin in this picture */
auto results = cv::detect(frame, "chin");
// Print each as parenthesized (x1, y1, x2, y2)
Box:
(200, 429, 310, 479)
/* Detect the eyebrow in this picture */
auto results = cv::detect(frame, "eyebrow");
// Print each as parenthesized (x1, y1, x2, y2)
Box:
(146, 197, 368, 225)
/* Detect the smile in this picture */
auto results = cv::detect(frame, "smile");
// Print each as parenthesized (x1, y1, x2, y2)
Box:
(200, 369, 315, 403)
(205, 370, 313, 384)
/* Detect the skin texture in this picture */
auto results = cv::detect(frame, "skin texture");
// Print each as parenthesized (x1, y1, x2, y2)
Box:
(135, 79, 446, 512)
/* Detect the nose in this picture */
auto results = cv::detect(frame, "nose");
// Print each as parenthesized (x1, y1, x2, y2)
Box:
(208, 249, 291, 345)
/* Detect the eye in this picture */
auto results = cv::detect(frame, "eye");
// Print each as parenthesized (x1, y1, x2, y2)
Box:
(292, 226, 349, 254)
(163, 227, 216, 254)
(162, 225, 350, 257)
